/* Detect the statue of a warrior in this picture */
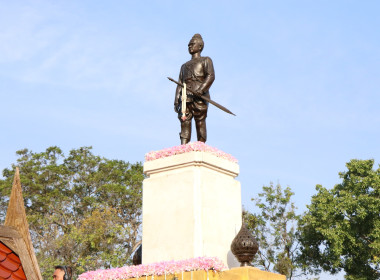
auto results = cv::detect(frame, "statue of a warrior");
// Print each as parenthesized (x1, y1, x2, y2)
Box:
(174, 34, 215, 145)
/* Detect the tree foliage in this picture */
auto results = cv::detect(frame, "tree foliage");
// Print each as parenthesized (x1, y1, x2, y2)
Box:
(0, 146, 144, 279)
(244, 183, 302, 279)
(298, 159, 380, 280)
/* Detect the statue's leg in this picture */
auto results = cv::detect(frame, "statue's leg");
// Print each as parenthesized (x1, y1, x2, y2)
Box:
(180, 121, 191, 144)
(178, 103, 193, 144)
(193, 100, 208, 143)
(195, 120, 206, 143)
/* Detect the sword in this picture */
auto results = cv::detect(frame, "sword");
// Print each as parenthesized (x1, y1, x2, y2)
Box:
(181, 82, 187, 120)
(167, 77, 236, 116)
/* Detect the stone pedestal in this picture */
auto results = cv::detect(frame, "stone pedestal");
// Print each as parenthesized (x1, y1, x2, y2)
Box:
(142, 150, 242, 267)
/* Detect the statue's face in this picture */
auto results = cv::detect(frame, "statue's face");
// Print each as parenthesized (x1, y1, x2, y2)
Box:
(188, 39, 203, 54)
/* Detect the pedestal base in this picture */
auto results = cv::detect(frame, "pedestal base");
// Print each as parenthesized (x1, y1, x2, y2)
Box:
(142, 149, 242, 268)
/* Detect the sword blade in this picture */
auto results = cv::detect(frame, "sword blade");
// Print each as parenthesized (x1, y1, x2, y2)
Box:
(167, 77, 236, 116)
(199, 94, 236, 116)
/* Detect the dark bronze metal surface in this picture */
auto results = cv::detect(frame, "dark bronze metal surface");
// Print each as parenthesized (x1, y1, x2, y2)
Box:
(230, 223, 259, 267)
(172, 34, 215, 144)
(168, 77, 236, 116)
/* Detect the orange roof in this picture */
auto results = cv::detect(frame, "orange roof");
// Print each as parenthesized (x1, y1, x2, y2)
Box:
(0, 241, 26, 280)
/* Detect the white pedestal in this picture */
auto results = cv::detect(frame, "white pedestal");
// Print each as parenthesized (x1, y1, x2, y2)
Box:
(142, 150, 242, 268)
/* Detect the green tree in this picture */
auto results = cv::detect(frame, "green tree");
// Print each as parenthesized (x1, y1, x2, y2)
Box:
(298, 159, 380, 280)
(244, 183, 302, 279)
(0, 146, 144, 279)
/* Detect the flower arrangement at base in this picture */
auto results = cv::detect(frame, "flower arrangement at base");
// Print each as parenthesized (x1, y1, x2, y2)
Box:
(145, 142, 237, 163)
(78, 257, 226, 280)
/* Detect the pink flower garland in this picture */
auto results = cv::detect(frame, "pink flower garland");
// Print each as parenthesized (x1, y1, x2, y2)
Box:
(145, 142, 238, 163)
(78, 257, 226, 280)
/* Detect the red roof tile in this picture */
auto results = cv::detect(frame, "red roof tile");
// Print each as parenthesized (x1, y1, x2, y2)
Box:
(6, 254, 20, 264)
(0, 264, 12, 278)
(13, 267, 27, 279)
(0, 251, 6, 262)
(0, 242, 27, 280)
(0, 244, 12, 255)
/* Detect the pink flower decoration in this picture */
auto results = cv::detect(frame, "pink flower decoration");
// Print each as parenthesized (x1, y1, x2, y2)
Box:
(78, 257, 226, 280)
(145, 142, 238, 163)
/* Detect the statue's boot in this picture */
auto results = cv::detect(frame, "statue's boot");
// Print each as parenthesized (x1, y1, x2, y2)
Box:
(181, 137, 190, 145)
(198, 137, 206, 143)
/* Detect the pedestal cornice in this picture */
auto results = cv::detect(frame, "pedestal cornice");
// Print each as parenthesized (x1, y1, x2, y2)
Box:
(144, 151, 239, 178)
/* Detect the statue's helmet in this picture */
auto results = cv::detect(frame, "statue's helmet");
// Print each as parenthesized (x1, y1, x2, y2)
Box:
(190, 33, 204, 51)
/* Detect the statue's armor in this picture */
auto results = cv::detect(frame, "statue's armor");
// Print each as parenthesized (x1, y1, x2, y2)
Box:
(174, 56, 215, 143)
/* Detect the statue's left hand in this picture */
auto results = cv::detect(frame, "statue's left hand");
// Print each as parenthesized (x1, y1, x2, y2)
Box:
(174, 104, 179, 113)
(194, 89, 203, 96)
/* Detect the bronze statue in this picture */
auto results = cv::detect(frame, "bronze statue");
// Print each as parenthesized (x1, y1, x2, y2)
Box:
(174, 34, 215, 145)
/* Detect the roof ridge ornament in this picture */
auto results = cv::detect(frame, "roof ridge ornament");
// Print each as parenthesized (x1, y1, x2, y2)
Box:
(1, 167, 43, 280)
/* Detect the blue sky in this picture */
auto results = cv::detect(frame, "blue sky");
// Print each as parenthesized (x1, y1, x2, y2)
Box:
(1, 1, 379, 279)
